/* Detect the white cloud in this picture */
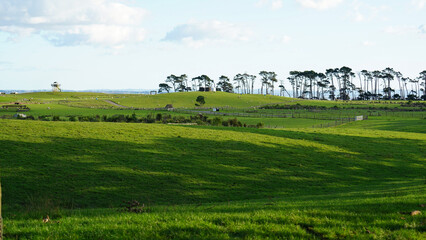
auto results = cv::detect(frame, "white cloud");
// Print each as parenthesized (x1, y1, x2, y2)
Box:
(296, 0, 343, 10)
(350, 1, 388, 22)
(362, 41, 374, 46)
(163, 20, 252, 48)
(412, 0, 426, 8)
(272, 0, 284, 9)
(269, 35, 292, 44)
(384, 25, 418, 35)
(0, 0, 147, 47)
(256, 0, 283, 10)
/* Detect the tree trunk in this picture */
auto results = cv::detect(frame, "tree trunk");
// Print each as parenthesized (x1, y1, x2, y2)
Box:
(388, 78, 391, 99)
(330, 75, 335, 100)
(374, 78, 378, 100)
(397, 78, 402, 99)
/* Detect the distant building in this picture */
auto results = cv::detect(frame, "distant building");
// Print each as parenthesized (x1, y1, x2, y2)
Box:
(165, 104, 174, 110)
(199, 87, 213, 92)
(51, 82, 61, 92)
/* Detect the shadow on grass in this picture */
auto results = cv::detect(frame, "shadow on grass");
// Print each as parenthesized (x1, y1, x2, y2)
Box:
(0, 123, 424, 215)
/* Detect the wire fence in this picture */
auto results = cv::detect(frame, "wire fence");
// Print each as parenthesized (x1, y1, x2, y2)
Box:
(172, 109, 372, 121)
(310, 116, 368, 128)
(172, 109, 371, 129)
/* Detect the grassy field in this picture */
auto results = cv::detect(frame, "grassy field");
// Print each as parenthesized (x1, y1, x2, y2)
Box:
(339, 118, 426, 133)
(110, 92, 293, 108)
(0, 92, 293, 108)
(0, 92, 425, 239)
(1, 119, 425, 239)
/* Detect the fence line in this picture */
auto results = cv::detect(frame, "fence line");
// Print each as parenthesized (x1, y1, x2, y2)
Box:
(172, 109, 370, 121)
(310, 115, 368, 128)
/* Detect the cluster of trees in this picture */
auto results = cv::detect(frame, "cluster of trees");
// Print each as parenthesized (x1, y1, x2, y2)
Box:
(159, 68, 426, 100)
(159, 72, 286, 96)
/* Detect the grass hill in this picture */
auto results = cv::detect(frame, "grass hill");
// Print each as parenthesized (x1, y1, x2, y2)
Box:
(0, 91, 293, 108)
(113, 92, 292, 108)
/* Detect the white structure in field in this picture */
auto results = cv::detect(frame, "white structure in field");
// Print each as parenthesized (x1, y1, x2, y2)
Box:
(51, 82, 61, 92)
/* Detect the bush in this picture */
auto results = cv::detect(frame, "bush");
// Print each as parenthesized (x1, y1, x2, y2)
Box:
(38, 115, 51, 121)
(227, 118, 242, 127)
(196, 96, 205, 106)
(211, 117, 222, 126)
(126, 113, 138, 123)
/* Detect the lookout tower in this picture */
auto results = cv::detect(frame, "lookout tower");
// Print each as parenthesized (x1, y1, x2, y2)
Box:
(51, 82, 61, 92)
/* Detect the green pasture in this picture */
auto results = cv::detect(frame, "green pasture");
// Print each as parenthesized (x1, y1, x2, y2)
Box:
(0, 91, 425, 239)
(265, 99, 422, 109)
(5, 190, 425, 240)
(0, 92, 124, 102)
(236, 108, 426, 119)
(112, 92, 293, 108)
(221, 117, 334, 128)
(339, 118, 426, 133)
(0, 120, 425, 239)
(0, 102, 338, 129)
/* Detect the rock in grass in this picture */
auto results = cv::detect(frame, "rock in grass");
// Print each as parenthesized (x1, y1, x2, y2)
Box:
(410, 210, 421, 216)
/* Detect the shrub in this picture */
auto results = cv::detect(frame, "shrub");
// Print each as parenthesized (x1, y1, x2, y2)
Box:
(211, 117, 222, 126)
(227, 118, 242, 127)
(196, 96, 205, 106)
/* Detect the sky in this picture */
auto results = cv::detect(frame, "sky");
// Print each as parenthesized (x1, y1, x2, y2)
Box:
(0, 0, 425, 90)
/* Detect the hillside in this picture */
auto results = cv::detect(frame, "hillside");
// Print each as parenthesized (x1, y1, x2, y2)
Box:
(1, 119, 425, 239)
(0, 91, 293, 108)
(112, 92, 293, 108)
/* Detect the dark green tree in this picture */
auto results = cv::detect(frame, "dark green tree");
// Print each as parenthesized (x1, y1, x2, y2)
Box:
(196, 96, 205, 106)
(165, 74, 180, 92)
(419, 70, 426, 100)
(158, 83, 171, 93)
(217, 75, 233, 92)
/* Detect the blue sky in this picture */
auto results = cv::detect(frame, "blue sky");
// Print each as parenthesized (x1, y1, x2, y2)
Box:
(0, 0, 425, 90)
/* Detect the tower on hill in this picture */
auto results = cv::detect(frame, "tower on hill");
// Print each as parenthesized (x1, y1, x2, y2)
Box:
(51, 82, 61, 92)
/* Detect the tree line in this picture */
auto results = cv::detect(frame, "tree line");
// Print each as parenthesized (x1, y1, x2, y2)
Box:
(159, 68, 426, 100)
